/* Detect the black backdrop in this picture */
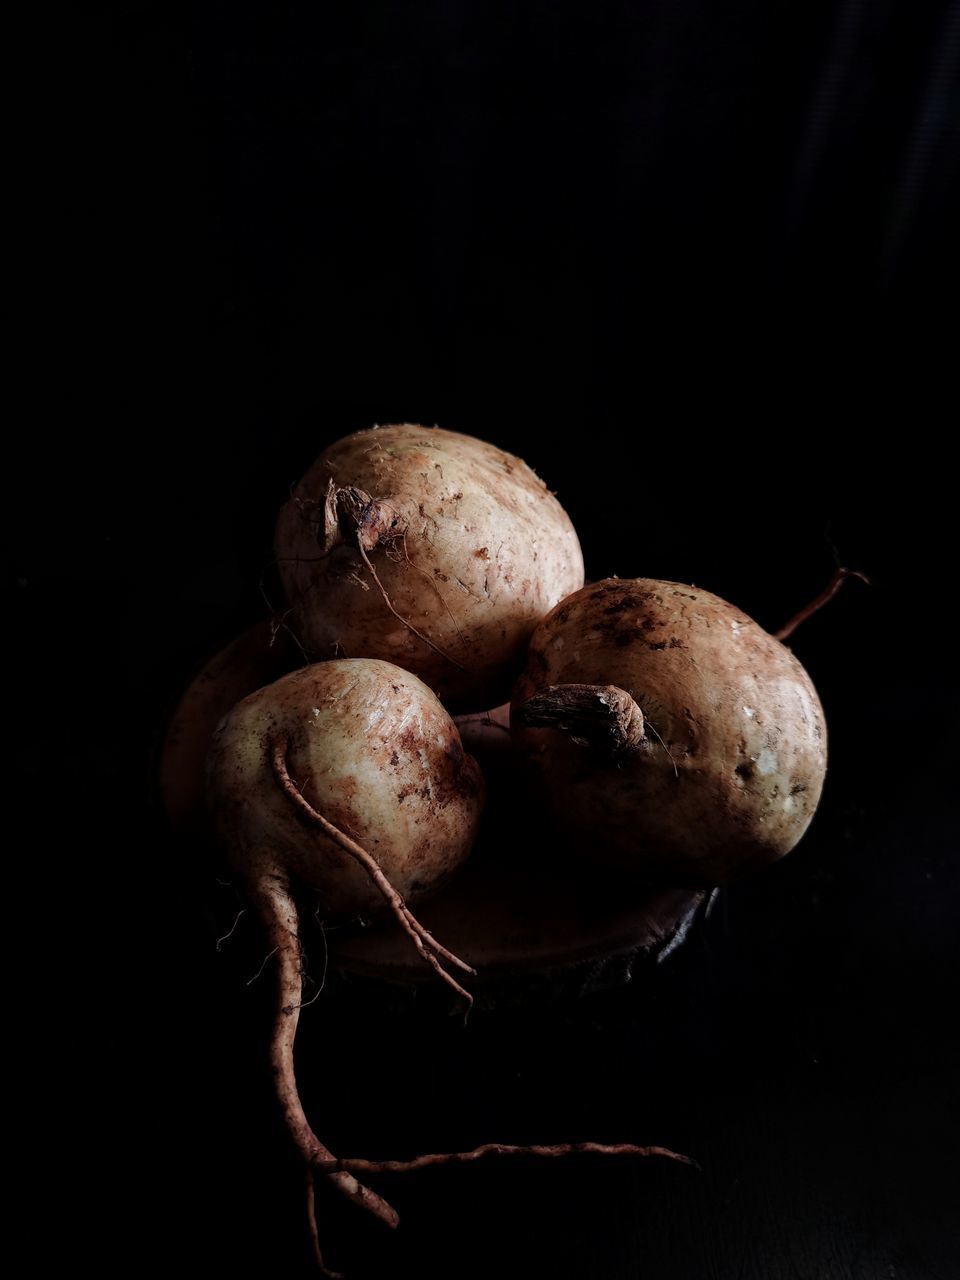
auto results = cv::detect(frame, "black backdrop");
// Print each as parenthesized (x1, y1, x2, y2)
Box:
(26, 3, 958, 1276)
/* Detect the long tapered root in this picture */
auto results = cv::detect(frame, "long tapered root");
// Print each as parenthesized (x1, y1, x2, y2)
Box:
(253, 880, 400, 1233)
(248, 863, 696, 1274)
(271, 738, 476, 1009)
(317, 1140, 699, 1175)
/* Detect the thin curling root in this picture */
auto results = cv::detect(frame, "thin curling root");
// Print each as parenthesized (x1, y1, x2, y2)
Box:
(316, 1140, 699, 1176)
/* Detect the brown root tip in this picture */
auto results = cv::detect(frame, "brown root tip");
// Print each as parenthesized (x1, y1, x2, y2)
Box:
(516, 684, 645, 754)
(774, 566, 870, 642)
(305, 1172, 346, 1277)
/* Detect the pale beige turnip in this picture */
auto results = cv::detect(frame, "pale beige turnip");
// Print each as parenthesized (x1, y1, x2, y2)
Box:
(207, 658, 484, 1250)
(207, 658, 692, 1272)
(512, 578, 828, 886)
(274, 423, 584, 711)
(208, 658, 484, 919)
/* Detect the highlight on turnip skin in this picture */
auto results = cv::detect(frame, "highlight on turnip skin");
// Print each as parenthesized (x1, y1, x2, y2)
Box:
(512, 578, 831, 886)
(273, 423, 585, 711)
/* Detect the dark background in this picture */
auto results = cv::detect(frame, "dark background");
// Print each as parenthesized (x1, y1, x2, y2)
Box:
(25, 2, 958, 1276)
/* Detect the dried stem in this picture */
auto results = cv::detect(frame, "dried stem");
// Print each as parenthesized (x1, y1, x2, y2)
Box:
(271, 740, 476, 1010)
(775, 567, 870, 642)
(515, 684, 645, 754)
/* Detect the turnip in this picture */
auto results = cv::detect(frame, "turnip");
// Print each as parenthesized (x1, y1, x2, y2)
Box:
(512, 578, 829, 886)
(274, 423, 584, 711)
(207, 658, 484, 1256)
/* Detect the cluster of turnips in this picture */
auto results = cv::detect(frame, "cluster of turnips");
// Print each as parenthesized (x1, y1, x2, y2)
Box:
(194, 422, 829, 1273)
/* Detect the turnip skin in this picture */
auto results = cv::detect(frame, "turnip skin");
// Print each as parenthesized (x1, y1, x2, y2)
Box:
(512, 579, 827, 886)
(274, 424, 585, 711)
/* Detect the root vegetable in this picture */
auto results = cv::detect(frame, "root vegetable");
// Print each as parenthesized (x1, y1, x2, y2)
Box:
(512, 578, 828, 886)
(274, 423, 584, 710)
(207, 658, 484, 1249)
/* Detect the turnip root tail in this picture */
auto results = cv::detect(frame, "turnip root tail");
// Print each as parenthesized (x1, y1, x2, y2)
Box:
(270, 740, 477, 1009)
(515, 684, 646, 755)
(250, 878, 400, 1270)
(775, 566, 870, 642)
(317, 1140, 698, 1175)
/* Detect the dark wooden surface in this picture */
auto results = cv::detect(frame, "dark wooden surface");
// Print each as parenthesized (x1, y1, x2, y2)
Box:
(25, 3, 956, 1276)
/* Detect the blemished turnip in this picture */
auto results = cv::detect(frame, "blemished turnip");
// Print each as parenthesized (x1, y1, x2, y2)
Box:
(207, 658, 484, 1245)
(512, 578, 828, 886)
(273, 423, 584, 711)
